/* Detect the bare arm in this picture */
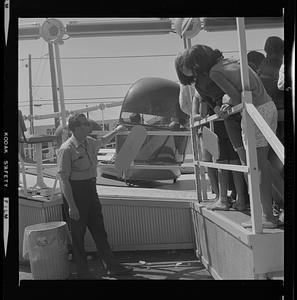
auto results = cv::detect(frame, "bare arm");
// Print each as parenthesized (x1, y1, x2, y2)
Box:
(192, 93, 208, 121)
(94, 124, 126, 152)
(179, 84, 195, 116)
(199, 101, 208, 118)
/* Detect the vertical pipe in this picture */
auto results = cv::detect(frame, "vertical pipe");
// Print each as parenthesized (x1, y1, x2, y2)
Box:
(48, 43, 60, 130)
(182, 36, 204, 202)
(54, 43, 67, 142)
(86, 105, 89, 118)
(28, 54, 34, 134)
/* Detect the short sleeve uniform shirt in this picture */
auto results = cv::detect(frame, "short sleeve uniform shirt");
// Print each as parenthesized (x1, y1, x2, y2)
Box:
(57, 135, 102, 181)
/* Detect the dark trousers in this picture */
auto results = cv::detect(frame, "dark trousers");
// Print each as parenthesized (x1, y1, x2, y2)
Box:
(62, 178, 114, 274)
(223, 113, 244, 150)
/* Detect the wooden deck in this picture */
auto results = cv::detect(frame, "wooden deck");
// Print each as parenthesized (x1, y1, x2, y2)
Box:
(18, 169, 284, 280)
(19, 249, 214, 281)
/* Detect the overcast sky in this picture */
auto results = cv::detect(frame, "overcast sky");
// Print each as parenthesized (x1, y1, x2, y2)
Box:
(18, 18, 284, 126)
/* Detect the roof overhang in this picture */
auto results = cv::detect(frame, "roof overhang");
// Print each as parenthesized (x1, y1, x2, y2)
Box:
(202, 17, 283, 32)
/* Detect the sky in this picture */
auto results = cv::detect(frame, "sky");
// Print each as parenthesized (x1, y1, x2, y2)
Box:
(18, 18, 284, 127)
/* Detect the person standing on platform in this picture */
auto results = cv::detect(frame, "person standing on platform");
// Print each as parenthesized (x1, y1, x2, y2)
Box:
(257, 37, 285, 214)
(258, 36, 284, 143)
(176, 44, 282, 228)
(176, 68, 248, 211)
(57, 113, 132, 279)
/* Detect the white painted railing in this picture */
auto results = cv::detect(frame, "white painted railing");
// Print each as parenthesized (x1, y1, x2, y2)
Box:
(23, 102, 122, 121)
(192, 102, 284, 234)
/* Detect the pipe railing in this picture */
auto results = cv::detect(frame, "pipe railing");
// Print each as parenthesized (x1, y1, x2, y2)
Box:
(23, 101, 122, 122)
(192, 103, 284, 166)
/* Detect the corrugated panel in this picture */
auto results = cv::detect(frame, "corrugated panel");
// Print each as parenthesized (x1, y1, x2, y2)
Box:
(85, 203, 194, 251)
(42, 205, 64, 221)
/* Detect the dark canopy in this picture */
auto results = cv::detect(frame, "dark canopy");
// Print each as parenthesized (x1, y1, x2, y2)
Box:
(120, 77, 188, 120)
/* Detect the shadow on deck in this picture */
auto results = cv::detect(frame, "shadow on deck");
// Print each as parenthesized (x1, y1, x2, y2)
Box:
(19, 250, 213, 281)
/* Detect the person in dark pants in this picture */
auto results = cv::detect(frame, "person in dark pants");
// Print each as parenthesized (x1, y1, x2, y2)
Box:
(57, 113, 132, 279)
(175, 44, 282, 228)
(176, 53, 248, 211)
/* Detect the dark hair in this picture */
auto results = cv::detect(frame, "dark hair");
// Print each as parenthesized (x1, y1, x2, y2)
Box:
(185, 45, 223, 75)
(175, 45, 223, 85)
(264, 36, 284, 56)
(175, 51, 195, 85)
(68, 113, 87, 132)
(247, 51, 265, 71)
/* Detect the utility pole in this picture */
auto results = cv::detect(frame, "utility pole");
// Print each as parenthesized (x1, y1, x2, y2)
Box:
(86, 105, 89, 118)
(48, 43, 60, 130)
(99, 103, 105, 131)
(28, 54, 34, 134)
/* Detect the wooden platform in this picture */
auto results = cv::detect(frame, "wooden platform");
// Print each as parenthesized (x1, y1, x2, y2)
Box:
(18, 171, 284, 279)
(191, 202, 284, 279)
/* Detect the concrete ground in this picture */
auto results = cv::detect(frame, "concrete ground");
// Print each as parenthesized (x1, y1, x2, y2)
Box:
(19, 249, 213, 281)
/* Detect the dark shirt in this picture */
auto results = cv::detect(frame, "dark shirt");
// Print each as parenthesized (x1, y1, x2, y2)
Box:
(194, 76, 230, 139)
(210, 58, 271, 107)
(194, 74, 224, 112)
(258, 57, 284, 109)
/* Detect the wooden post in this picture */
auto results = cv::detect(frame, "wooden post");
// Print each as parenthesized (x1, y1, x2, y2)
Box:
(236, 18, 262, 234)
(182, 36, 204, 203)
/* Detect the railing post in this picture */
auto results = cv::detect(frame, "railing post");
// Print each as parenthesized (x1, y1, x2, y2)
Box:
(236, 18, 262, 233)
(183, 36, 204, 203)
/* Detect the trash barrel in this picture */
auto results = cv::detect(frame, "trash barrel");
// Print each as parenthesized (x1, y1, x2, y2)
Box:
(23, 221, 70, 280)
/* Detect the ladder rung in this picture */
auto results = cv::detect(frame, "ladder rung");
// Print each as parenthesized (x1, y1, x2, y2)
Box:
(196, 161, 249, 173)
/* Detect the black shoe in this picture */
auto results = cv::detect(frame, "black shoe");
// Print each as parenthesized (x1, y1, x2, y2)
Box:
(107, 264, 133, 277)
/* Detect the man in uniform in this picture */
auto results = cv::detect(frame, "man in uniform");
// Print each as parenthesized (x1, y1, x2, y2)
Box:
(57, 113, 132, 279)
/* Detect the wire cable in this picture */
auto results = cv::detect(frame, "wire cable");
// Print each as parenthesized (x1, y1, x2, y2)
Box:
(19, 49, 264, 61)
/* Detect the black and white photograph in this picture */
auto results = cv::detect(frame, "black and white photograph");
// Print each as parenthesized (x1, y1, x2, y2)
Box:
(3, 2, 295, 299)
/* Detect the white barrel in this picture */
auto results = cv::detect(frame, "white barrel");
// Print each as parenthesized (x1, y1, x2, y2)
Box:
(23, 221, 70, 280)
